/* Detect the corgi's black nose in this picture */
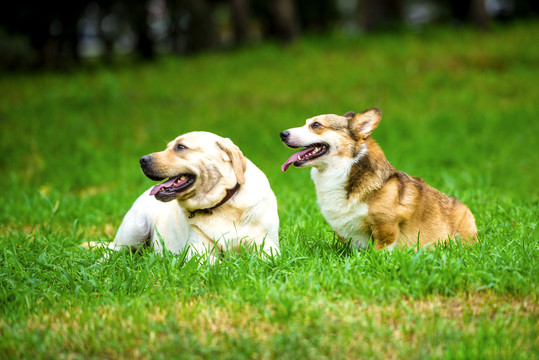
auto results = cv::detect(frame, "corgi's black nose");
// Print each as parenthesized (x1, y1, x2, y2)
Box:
(280, 130, 290, 141)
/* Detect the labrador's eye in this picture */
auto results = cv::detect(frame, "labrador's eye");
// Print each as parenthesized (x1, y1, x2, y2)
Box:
(311, 122, 322, 129)
(176, 143, 187, 150)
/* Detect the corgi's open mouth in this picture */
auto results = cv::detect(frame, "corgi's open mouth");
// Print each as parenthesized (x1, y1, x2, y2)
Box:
(281, 143, 329, 171)
(149, 174, 195, 197)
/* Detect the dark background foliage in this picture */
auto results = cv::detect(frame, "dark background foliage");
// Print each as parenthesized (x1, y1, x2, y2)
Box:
(1, 0, 538, 71)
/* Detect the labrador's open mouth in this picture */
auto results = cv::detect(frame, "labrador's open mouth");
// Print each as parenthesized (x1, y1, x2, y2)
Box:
(149, 174, 195, 196)
(281, 143, 329, 172)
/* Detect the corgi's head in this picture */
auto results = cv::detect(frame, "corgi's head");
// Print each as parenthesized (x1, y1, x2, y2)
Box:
(280, 108, 382, 171)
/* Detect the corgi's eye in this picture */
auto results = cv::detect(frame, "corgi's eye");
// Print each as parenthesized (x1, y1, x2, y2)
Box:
(311, 122, 322, 129)
(175, 143, 187, 150)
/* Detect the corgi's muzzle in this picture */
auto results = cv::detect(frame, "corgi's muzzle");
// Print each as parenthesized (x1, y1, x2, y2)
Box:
(280, 130, 329, 172)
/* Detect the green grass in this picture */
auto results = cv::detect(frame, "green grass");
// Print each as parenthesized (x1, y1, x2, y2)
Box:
(1, 21, 538, 359)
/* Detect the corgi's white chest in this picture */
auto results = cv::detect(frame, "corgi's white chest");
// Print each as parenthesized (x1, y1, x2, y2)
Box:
(311, 167, 371, 249)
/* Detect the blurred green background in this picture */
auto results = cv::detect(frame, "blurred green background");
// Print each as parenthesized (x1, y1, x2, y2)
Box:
(1, 3, 538, 358)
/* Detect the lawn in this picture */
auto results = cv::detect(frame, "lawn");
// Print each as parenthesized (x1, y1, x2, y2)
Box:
(1, 21, 538, 359)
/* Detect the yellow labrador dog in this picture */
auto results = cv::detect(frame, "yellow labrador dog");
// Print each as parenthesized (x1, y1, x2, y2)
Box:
(104, 131, 280, 262)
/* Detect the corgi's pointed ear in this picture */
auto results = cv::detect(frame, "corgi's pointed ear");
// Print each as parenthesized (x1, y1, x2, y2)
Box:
(216, 138, 247, 185)
(350, 108, 382, 139)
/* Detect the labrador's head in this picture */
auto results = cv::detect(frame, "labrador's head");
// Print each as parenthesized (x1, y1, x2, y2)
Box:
(140, 132, 247, 211)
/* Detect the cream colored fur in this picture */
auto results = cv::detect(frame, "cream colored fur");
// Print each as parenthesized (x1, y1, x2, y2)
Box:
(101, 132, 280, 262)
(311, 148, 371, 249)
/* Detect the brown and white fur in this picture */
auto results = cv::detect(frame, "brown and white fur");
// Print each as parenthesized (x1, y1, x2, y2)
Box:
(100, 131, 280, 262)
(280, 108, 476, 250)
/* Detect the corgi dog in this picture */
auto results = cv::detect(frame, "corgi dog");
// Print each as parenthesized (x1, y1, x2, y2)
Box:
(280, 108, 476, 250)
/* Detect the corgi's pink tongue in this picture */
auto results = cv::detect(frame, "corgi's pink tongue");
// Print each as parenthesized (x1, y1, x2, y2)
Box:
(149, 177, 179, 196)
(281, 147, 313, 172)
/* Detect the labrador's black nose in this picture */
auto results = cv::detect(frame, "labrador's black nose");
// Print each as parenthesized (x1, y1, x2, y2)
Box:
(140, 155, 153, 165)
(280, 130, 290, 141)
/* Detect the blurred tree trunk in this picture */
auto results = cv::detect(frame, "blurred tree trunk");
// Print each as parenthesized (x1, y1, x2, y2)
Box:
(167, 0, 218, 54)
(167, 0, 184, 53)
(471, 0, 489, 30)
(296, 0, 338, 33)
(132, 0, 155, 60)
(447, 0, 490, 30)
(230, 0, 251, 45)
(184, 0, 218, 52)
(268, 0, 299, 43)
(57, 9, 82, 67)
(356, 0, 403, 32)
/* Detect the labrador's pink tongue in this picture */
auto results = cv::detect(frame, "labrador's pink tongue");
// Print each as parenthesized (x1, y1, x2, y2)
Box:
(149, 177, 178, 196)
(281, 147, 313, 172)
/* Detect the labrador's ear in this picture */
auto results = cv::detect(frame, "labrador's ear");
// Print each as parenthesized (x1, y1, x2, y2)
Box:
(350, 108, 382, 139)
(216, 138, 247, 185)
